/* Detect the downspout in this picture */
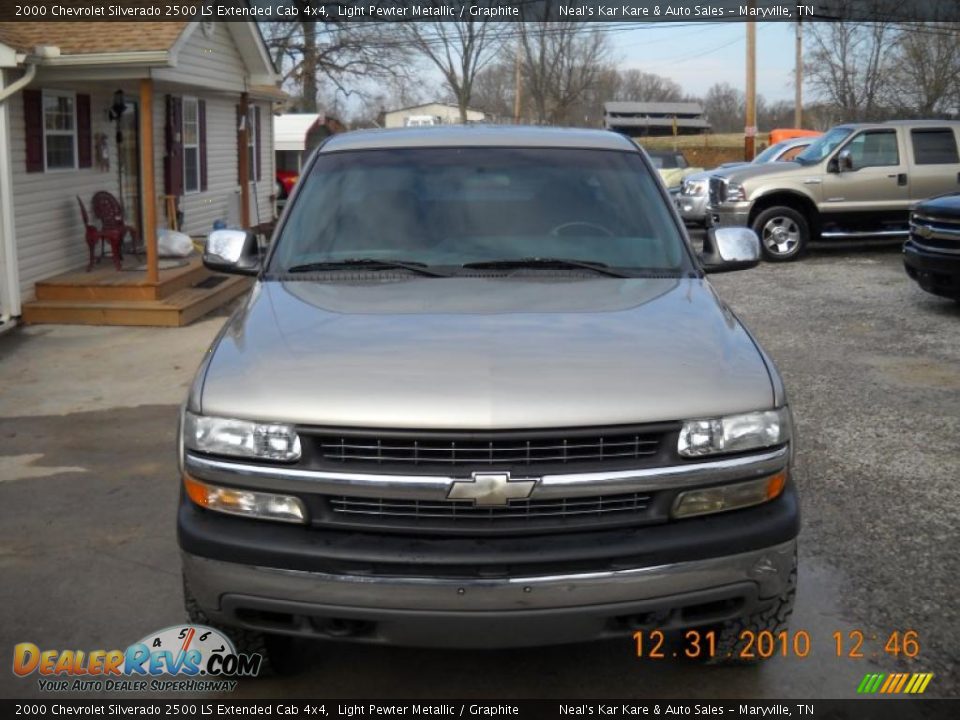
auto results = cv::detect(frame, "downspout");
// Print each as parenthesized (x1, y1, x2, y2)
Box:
(0, 61, 35, 334)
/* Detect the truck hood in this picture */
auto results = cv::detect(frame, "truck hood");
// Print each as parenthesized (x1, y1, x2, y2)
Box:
(721, 160, 801, 186)
(199, 277, 776, 429)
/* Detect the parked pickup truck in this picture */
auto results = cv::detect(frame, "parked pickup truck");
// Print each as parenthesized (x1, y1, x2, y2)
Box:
(904, 192, 960, 301)
(179, 126, 798, 670)
(709, 120, 960, 261)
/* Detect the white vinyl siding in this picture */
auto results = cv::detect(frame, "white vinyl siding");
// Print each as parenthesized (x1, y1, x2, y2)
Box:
(9, 88, 120, 300)
(155, 22, 246, 93)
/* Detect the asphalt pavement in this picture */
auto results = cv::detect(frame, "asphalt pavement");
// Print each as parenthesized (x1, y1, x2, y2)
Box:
(0, 240, 957, 699)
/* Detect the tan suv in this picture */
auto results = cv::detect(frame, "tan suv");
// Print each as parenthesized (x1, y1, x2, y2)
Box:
(709, 120, 960, 260)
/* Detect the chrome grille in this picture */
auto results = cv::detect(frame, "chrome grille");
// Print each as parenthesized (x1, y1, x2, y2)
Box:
(329, 492, 653, 521)
(911, 213, 960, 254)
(309, 431, 662, 468)
(708, 176, 725, 206)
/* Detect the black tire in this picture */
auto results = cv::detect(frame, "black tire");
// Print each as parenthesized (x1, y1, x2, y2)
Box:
(182, 576, 304, 677)
(752, 206, 810, 262)
(704, 552, 798, 665)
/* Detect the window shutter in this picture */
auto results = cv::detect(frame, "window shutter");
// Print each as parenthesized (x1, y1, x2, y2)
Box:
(164, 95, 184, 196)
(23, 89, 44, 173)
(198, 99, 207, 191)
(254, 105, 262, 182)
(76, 94, 92, 168)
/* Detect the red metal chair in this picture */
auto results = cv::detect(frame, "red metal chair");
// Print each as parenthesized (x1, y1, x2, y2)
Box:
(77, 196, 114, 272)
(91, 191, 138, 271)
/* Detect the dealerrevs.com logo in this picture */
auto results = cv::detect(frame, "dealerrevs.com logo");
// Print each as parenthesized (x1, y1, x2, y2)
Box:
(13, 625, 262, 692)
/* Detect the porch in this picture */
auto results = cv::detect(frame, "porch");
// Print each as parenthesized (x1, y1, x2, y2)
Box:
(21, 255, 251, 327)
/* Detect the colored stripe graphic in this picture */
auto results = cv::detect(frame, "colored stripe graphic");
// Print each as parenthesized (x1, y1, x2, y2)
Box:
(858, 673, 933, 694)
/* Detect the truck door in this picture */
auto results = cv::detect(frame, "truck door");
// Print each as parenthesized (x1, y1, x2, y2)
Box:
(820, 128, 910, 227)
(908, 127, 960, 203)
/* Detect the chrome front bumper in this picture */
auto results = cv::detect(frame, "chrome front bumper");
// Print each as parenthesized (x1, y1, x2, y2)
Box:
(676, 194, 709, 224)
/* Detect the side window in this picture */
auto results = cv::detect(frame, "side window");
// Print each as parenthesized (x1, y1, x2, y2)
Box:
(845, 130, 899, 168)
(778, 145, 806, 161)
(910, 129, 959, 165)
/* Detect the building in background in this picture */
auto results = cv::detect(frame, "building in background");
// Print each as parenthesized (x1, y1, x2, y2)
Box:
(603, 102, 711, 136)
(381, 102, 486, 128)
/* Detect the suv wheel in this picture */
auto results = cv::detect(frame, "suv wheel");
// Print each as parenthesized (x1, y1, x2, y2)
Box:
(183, 576, 303, 676)
(752, 206, 809, 262)
(704, 552, 798, 665)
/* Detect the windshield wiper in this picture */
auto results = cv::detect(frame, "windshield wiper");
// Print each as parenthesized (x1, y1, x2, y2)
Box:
(461, 257, 634, 278)
(285, 258, 448, 277)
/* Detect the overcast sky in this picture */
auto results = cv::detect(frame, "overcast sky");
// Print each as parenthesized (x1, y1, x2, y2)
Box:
(610, 22, 798, 102)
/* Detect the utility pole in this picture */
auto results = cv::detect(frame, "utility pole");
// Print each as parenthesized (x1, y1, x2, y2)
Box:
(745, 20, 757, 160)
(794, 21, 803, 127)
(513, 41, 522, 124)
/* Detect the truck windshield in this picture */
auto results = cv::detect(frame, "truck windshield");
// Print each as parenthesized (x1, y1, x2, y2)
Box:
(270, 147, 691, 276)
(795, 127, 853, 165)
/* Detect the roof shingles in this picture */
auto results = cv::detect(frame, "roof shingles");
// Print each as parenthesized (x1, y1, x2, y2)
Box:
(0, 22, 188, 55)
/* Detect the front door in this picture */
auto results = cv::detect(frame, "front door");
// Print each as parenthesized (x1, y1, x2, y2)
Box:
(820, 128, 910, 227)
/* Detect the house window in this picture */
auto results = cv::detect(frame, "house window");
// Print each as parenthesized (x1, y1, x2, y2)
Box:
(247, 106, 258, 182)
(182, 97, 200, 193)
(43, 91, 77, 170)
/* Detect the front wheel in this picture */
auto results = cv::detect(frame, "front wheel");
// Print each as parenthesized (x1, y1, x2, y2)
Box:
(752, 206, 810, 262)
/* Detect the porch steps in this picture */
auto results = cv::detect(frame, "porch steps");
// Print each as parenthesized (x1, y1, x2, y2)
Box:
(22, 274, 251, 327)
(32, 258, 210, 303)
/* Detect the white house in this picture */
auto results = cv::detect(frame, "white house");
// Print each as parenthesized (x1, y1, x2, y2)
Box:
(381, 102, 486, 129)
(0, 21, 283, 328)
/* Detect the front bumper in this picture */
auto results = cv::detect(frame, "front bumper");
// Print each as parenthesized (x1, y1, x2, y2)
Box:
(676, 194, 709, 225)
(183, 539, 796, 648)
(904, 240, 960, 299)
(707, 203, 751, 229)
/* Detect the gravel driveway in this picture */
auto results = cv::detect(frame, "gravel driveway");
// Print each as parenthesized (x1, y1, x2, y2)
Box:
(0, 241, 956, 698)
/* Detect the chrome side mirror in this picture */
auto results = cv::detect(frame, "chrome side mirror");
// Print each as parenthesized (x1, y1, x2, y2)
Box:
(203, 229, 260, 276)
(837, 149, 854, 172)
(700, 227, 761, 273)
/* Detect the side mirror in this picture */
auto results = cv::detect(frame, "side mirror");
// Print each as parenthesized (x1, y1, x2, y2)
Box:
(203, 229, 260, 276)
(837, 149, 854, 172)
(700, 227, 761, 273)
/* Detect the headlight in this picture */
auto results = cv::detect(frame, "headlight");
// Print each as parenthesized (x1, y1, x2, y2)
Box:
(184, 474, 306, 524)
(725, 180, 747, 202)
(672, 471, 787, 518)
(183, 411, 301, 462)
(681, 180, 705, 197)
(678, 408, 790, 458)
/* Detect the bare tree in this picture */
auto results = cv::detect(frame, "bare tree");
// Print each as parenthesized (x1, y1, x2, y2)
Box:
(612, 69, 684, 103)
(472, 60, 518, 123)
(702, 82, 745, 133)
(399, 5, 507, 123)
(804, 21, 897, 122)
(519, 12, 612, 125)
(261, 4, 413, 112)
(886, 23, 960, 116)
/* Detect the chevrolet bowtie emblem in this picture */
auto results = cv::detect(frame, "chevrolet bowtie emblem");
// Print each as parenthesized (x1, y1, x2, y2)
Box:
(447, 472, 537, 506)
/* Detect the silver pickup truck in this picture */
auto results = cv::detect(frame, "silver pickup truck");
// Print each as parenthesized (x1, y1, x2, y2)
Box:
(709, 120, 960, 261)
(179, 126, 798, 671)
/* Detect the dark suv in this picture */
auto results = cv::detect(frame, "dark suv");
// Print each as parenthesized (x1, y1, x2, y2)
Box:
(904, 193, 960, 300)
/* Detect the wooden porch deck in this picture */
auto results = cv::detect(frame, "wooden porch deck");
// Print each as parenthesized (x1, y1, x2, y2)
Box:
(22, 255, 252, 327)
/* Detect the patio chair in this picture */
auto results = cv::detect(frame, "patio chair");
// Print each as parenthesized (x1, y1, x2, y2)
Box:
(91, 191, 138, 271)
(77, 196, 117, 272)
